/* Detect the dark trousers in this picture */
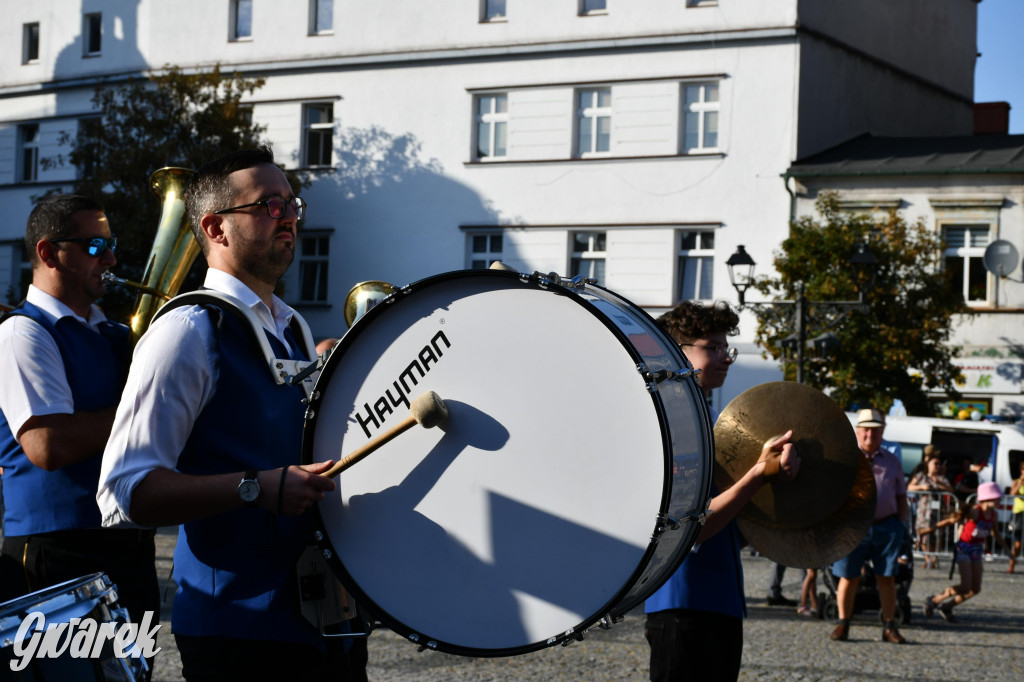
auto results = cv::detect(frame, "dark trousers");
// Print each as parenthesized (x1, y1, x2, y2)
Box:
(0, 527, 160, 625)
(176, 634, 368, 682)
(645, 609, 743, 682)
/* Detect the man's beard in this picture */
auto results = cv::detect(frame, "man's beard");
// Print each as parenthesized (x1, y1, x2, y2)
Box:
(240, 242, 294, 287)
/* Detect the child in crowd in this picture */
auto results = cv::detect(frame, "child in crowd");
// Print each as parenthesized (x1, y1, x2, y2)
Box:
(923, 482, 1009, 622)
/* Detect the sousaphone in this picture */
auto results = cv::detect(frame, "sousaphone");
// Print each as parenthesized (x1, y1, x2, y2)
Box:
(713, 382, 876, 568)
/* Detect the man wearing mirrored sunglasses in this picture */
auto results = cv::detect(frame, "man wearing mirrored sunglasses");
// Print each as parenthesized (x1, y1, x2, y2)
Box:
(98, 147, 364, 681)
(0, 194, 159, 639)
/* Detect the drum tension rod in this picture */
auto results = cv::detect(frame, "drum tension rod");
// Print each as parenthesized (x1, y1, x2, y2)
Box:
(642, 366, 700, 385)
(527, 271, 596, 291)
(655, 508, 715, 535)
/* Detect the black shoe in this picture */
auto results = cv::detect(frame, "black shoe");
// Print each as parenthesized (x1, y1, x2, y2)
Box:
(766, 594, 798, 607)
(939, 604, 958, 623)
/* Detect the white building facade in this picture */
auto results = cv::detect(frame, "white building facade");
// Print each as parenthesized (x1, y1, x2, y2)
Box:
(0, 0, 980, 411)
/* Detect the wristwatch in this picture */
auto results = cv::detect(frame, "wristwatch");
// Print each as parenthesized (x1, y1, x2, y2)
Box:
(238, 470, 260, 506)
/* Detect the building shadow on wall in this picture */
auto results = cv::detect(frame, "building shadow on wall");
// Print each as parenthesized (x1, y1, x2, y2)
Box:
(308, 125, 499, 286)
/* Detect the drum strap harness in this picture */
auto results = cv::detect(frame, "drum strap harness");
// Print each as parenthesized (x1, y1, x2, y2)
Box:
(151, 291, 365, 638)
(151, 290, 320, 398)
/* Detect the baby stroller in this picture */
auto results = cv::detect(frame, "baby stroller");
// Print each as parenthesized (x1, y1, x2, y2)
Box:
(818, 538, 914, 625)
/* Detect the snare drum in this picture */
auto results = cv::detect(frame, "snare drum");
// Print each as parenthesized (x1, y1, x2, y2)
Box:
(304, 270, 713, 656)
(0, 573, 147, 680)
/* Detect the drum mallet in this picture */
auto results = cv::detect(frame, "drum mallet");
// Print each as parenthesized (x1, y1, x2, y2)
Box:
(323, 391, 449, 478)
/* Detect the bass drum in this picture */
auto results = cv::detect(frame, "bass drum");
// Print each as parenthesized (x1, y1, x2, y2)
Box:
(303, 269, 713, 656)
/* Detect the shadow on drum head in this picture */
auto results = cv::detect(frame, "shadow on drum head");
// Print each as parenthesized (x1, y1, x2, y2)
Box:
(337, 399, 644, 653)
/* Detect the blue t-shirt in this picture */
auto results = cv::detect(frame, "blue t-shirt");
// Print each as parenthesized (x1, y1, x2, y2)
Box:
(645, 408, 746, 619)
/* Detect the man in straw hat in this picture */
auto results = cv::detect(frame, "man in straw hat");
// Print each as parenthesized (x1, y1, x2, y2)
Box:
(829, 408, 908, 644)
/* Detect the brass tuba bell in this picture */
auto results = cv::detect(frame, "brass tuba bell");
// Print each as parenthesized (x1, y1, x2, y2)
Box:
(104, 167, 200, 344)
(343, 280, 396, 327)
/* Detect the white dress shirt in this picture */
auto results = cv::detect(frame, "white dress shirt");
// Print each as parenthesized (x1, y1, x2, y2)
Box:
(97, 269, 305, 528)
(0, 285, 111, 437)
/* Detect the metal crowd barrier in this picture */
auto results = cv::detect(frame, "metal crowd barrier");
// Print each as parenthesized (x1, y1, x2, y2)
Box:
(907, 490, 1023, 569)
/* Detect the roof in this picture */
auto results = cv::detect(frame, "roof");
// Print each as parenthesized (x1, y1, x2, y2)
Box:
(786, 133, 1024, 178)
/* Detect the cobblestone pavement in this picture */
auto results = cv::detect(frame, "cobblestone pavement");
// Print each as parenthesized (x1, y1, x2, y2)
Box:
(143, 530, 1024, 681)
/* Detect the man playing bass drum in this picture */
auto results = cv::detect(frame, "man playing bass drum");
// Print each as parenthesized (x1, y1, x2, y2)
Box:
(98, 148, 364, 680)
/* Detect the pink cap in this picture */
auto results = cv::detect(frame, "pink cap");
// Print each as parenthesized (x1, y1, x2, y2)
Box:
(977, 481, 1002, 502)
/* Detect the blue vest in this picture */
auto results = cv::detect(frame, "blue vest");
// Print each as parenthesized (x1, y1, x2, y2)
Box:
(644, 487, 747, 619)
(0, 302, 130, 536)
(169, 301, 319, 645)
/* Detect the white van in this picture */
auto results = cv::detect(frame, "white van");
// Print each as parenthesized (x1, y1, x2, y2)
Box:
(845, 413, 1024, 493)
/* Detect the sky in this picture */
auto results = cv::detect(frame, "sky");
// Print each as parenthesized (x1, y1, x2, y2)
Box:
(975, 0, 1024, 134)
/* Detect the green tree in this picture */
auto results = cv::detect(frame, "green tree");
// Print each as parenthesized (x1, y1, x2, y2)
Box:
(46, 65, 302, 321)
(750, 192, 970, 415)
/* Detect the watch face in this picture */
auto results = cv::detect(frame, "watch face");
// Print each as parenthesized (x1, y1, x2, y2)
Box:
(239, 479, 260, 503)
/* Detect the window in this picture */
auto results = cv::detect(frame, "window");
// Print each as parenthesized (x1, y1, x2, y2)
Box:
(468, 233, 503, 269)
(686, 0, 718, 6)
(682, 82, 719, 153)
(1, 240, 31, 306)
(576, 88, 612, 157)
(23, 23, 39, 63)
(943, 224, 990, 304)
(309, 0, 333, 34)
(83, 13, 101, 56)
(579, 0, 607, 15)
(677, 230, 715, 300)
(18, 124, 40, 183)
(570, 231, 606, 281)
(77, 117, 102, 180)
(231, 0, 253, 40)
(298, 234, 330, 303)
(303, 104, 334, 167)
(475, 94, 508, 160)
(482, 0, 506, 22)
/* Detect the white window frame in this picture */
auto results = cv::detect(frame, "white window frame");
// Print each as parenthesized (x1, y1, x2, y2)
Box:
(309, 0, 333, 35)
(302, 103, 334, 168)
(23, 23, 39, 64)
(570, 231, 607, 281)
(297, 232, 331, 304)
(467, 232, 504, 269)
(579, 0, 607, 16)
(18, 124, 40, 183)
(575, 88, 612, 158)
(83, 13, 101, 56)
(676, 229, 715, 301)
(682, 81, 720, 154)
(942, 224, 991, 306)
(481, 0, 507, 23)
(1, 240, 31, 305)
(230, 0, 253, 41)
(475, 93, 508, 160)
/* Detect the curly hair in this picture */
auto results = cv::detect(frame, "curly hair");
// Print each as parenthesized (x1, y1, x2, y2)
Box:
(656, 300, 739, 346)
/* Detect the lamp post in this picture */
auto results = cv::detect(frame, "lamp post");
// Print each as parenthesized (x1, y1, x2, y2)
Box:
(726, 244, 878, 384)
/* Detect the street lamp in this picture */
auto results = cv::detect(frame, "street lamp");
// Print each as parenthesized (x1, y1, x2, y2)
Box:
(726, 243, 879, 384)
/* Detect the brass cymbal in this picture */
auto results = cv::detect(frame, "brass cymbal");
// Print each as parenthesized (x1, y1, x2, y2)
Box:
(737, 453, 876, 568)
(714, 382, 861, 530)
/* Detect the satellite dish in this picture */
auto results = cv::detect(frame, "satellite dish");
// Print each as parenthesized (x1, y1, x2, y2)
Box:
(982, 239, 1020, 277)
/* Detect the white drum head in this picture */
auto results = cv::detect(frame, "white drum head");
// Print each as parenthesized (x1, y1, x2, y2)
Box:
(307, 273, 673, 654)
